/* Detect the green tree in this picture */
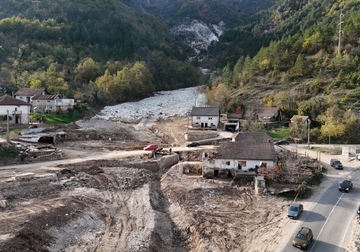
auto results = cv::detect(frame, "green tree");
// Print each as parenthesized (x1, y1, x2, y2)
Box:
(74, 58, 102, 85)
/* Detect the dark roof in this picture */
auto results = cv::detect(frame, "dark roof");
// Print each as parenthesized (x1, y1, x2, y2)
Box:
(258, 107, 279, 118)
(32, 94, 59, 100)
(191, 107, 220, 116)
(214, 141, 277, 161)
(0, 95, 31, 106)
(14, 88, 45, 96)
(234, 132, 273, 143)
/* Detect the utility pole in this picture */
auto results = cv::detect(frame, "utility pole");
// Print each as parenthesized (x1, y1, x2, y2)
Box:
(338, 9, 344, 56)
(307, 118, 311, 147)
(6, 110, 10, 143)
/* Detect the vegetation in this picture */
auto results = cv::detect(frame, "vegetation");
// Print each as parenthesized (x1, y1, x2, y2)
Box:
(0, 0, 204, 108)
(1, 0, 360, 143)
(0, 143, 19, 159)
(205, 0, 360, 143)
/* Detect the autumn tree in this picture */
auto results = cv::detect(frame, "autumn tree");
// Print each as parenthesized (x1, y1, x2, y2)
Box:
(317, 106, 346, 143)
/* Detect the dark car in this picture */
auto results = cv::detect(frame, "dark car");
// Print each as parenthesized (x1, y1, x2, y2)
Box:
(187, 142, 200, 147)
(274, 140, 290, 145)
(287, 203, 304, 219)
(330, 159, 343, 170)
(292, 227, 313, 250)
(338, 180, 353, 192)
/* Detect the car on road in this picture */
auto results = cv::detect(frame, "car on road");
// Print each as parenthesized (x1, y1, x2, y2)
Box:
(330, 159, 343, 170)
(287, 203, 303, 219)
(187, 142, 200, 147)
(292, 227, 313, 250)
(274, 140, 290, 145)
(143, 144, 158, 151)
(338, 179, 353, 192)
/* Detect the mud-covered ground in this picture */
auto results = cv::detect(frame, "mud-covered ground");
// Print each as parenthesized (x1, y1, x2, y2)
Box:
(1, 116, 359, 251)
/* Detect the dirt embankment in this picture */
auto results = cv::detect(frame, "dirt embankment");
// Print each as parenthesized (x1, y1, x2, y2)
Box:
(0, 161, 187, 252)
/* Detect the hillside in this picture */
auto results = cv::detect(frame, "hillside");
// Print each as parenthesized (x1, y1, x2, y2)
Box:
(0, 0, 204, 106)
(204, 0, 360, 143)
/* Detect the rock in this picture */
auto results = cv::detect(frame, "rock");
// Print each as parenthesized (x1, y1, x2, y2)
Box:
(0, 200, 8, 208)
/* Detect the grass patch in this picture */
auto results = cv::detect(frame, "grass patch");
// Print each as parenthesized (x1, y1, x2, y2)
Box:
(305, 146, 342, 154)
(43, 110, 81, 124)
(266, 127, 291, 140)
(0, 144, 19, 159)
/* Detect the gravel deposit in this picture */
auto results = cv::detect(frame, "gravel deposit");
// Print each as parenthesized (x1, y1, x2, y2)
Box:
(91, 86, 207, 123)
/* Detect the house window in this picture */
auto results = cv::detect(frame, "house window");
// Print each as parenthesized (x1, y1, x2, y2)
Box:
(208, 117, 212, 120)
(196, 117, 200, 119)
(49, 106, 53, 109)
(239, 161, 247, 166)
(46, 100, 51, 103)
(260, 162, 267, 168)
(36, 100, 40, 103)
(226, 161, 230, 166)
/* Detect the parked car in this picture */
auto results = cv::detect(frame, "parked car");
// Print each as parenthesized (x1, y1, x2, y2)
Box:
(274, 140, 290, 145)
(287, 203, 304, 219)
(338, 180, 353, 192)
(330, 159, 343, 170)
(292, 227, 313, 250)
(143, 144, 158, 151)
(187, 142, 200, 147)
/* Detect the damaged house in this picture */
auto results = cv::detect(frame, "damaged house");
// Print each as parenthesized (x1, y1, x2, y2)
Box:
(202, 132, 277, 179)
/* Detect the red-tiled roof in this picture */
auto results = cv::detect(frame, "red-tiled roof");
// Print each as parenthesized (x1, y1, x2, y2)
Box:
(0, 95, 31, 106)
(14, 88, 45, 96)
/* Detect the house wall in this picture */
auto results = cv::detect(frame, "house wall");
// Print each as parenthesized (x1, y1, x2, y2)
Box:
(32, 99, 56, 113)
(15, 95, 32, 103)
(202, 155, 274, 171)
(55, 99, 75, 111)
(0, 105, 30, 124)
(192, 115, 219, 128)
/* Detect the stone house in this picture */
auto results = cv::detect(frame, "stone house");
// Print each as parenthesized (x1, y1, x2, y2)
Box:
(190, 106, 220, 129)
(32, 94, 75, 113)
(0, 95, 31, 124)
(202, 132, 277, 178)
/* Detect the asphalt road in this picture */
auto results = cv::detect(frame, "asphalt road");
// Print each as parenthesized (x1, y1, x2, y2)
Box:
(281, 165, 360, 252)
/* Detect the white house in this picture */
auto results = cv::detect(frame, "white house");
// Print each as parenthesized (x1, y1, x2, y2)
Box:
(202, 132, 277, 178)
(0, 95, 31, 124)
(190, 106, 220, 129)
(14, 88, 46, 103)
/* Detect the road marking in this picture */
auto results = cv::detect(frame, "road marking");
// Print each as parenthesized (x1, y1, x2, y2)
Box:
(310, 193, 344, 252)
(310, 174, 360, 251)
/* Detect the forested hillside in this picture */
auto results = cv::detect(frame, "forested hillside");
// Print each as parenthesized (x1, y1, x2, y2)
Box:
(206, 0, 360, 143)
(0, 0, 204, 106)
